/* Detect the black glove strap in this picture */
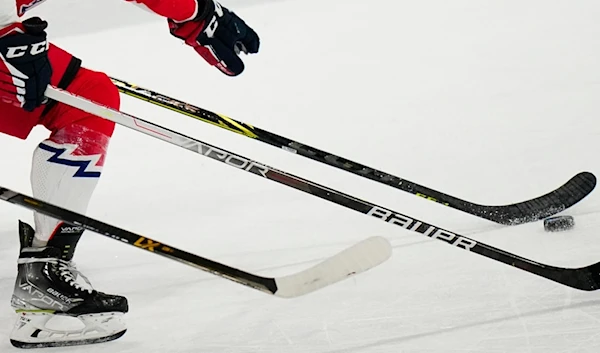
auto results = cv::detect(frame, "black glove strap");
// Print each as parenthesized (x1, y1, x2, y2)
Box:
(41, 56, 82, 117)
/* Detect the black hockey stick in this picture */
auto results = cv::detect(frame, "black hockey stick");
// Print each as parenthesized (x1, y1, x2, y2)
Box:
(0, 188, 392, 298)
(44, 86, 600, 290)
(109, 77, 596, 225)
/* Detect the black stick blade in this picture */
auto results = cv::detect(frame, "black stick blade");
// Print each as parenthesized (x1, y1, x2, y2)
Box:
(471, 171, 596, 225)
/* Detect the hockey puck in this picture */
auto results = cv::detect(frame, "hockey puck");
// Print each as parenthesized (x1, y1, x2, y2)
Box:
(543, 215, 575, 232)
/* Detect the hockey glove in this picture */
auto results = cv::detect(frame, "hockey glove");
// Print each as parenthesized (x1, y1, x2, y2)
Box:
(0, 17, 52, 112)
(169, 0, 260, 76)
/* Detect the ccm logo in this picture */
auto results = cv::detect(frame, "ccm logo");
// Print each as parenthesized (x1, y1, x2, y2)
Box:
(5, 41, 48, 59)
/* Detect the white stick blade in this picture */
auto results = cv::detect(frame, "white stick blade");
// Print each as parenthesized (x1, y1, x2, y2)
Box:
(273, 236, 392, 298)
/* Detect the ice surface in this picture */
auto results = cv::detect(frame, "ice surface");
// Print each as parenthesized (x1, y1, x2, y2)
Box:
(2, 0, 600, 352)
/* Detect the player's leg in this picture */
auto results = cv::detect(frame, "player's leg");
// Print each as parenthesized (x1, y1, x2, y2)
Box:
(5, 45, 128, 348)
(30, 67, 117, 248)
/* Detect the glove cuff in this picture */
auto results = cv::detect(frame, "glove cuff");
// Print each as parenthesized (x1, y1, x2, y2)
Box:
(22, 17, 48, 36)
(195, 0, 216, 22)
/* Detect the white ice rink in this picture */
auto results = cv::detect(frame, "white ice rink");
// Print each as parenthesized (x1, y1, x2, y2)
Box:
(2, 0, 600, 352)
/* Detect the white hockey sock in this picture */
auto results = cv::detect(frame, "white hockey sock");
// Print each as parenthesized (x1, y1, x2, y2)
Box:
(30, 125, 111, 247)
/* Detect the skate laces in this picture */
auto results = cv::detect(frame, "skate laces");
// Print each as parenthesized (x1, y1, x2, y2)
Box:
(56, 259, 94, 294)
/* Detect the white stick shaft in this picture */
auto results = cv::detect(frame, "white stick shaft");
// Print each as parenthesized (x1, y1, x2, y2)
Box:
(45, 86, 192, 147)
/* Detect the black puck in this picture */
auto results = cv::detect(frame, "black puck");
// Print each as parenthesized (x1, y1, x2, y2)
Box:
(543, 215, 575, 232)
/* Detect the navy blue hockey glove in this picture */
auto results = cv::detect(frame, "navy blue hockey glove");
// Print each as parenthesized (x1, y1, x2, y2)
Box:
(0, 17, 52, 112)
(169, 0, 260, 76)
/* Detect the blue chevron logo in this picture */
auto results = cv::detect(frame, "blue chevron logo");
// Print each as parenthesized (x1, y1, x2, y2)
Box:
(19, 0, 45, 16)
(39, 143, 102, 178)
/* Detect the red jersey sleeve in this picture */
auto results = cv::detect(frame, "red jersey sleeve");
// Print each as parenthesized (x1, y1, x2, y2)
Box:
(1, 0, 201, 29)
(126, 0, 200, 23)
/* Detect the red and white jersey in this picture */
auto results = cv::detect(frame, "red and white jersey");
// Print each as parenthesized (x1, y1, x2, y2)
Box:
(0, 0, 200, 29)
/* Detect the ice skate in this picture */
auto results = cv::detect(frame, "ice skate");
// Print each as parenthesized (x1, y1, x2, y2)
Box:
(10, 221, 128, 349)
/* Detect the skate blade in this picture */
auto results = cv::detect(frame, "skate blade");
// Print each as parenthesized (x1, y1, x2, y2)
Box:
(10, 311, 127, 349)
(10, 329, 126, 349)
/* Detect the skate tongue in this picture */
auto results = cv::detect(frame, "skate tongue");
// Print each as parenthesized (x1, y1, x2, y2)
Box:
(47, 223, 85, 261)
(18, 221, 35, 250)
(18, 221, 84, 261)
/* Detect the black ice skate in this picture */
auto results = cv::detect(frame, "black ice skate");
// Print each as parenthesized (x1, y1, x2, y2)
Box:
(10, 221, 128, 349)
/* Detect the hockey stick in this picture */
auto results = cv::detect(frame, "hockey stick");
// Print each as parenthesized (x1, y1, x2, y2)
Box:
(0, 188, 392, 298)
(109, 77, 596, 225)
(44, 86, 600, 290)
